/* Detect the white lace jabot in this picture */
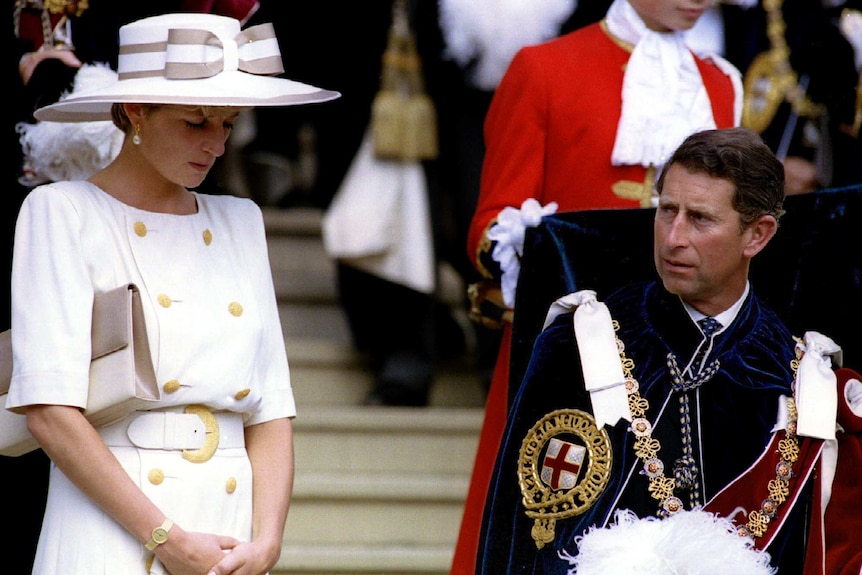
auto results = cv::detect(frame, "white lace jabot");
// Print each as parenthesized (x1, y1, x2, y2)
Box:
(605, 0, 716, 169)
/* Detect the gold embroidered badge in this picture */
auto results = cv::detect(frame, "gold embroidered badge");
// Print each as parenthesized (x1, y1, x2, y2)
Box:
(518, 409, 612, 548)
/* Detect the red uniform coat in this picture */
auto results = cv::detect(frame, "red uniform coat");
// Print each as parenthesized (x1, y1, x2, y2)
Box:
(467, 22, 738, 265)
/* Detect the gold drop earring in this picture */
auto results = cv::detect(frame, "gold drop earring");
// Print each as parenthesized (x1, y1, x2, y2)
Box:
(133, 124, 141, 145)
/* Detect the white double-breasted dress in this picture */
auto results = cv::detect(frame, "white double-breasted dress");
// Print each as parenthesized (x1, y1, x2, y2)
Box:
(7, 182, 295, 574)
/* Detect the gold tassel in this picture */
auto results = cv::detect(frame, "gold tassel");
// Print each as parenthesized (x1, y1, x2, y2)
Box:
(371, 0, 438, 161)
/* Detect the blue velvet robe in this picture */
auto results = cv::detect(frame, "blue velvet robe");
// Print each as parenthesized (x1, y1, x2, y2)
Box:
(477, 280, 812, 575)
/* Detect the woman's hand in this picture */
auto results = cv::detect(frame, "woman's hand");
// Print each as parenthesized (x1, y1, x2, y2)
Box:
(26, 405, 241, 575)
(155, 525, 240, 575)
(202, 537, 283, 575)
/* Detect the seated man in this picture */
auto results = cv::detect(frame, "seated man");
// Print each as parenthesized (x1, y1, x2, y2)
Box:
(477, 127, 858, 575)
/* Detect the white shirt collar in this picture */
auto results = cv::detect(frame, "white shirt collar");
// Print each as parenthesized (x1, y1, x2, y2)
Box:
(683, 281, 750, 336)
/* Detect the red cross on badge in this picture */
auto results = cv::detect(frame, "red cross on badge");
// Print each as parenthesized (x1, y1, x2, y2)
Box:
(541, 437, 585, 491)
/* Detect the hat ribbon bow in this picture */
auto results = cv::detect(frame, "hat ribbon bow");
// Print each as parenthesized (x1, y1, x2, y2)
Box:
(161, 23, 285, 80)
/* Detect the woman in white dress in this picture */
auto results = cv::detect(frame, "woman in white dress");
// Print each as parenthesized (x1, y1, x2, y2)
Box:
(6, 12, 338, 575)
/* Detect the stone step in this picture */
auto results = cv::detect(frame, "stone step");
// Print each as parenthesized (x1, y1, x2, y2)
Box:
(286, 474, 467, 546)
(278, 406, 483, 575)
(274, 544, 453, 575)
(292, 407, 482, 475)
(275, 282, 470, 343)
(264, 207, 468, 308)
(286, 338, 486, 408)
(269, 235, 338, 304)
(261, 207, 484, 575)
(263, 206, 324, 238)
(280, 303, 353, 343)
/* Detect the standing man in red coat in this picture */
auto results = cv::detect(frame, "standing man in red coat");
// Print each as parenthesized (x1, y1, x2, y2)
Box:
(454, 0, 743, 572)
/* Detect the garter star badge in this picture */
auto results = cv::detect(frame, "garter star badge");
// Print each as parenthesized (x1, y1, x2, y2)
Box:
(518, 409, 612, 549)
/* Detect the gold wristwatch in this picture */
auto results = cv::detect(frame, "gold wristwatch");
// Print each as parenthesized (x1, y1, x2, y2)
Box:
(145, 518, 174, 551)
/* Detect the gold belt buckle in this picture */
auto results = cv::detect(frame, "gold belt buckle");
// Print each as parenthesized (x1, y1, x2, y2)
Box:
(182, 404, 220, 464)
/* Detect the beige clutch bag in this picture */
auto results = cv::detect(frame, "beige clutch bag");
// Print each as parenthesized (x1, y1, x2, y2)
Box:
(0, 284, 160, 456)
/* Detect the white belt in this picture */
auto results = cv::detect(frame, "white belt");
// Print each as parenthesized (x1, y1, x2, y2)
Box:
(99, 406, 245, 459)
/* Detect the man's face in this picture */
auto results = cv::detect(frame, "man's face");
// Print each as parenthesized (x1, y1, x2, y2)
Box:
(653, 164, 771, 316)
(630, 0, 711, 32)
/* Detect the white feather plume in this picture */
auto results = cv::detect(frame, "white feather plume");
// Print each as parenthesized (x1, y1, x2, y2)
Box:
(17, 63, 123, 185)
(439, 0, 577, 90)
(563, 509, 777, 575)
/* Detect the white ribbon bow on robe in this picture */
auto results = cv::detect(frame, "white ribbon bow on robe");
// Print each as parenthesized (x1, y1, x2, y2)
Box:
(543, 290, 631, 428)
(795, 331, 842, 440)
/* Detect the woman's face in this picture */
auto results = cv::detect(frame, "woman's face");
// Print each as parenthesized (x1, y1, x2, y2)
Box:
(137, 105, 242, 189)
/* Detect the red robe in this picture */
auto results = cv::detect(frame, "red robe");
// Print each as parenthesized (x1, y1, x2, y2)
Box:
(454, 20, 740, 575)
(704, 368, 862, 575)
(824, 368, 862, 575)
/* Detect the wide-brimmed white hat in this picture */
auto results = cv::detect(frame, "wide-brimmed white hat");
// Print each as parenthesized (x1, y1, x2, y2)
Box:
(34, 12, 340, 123)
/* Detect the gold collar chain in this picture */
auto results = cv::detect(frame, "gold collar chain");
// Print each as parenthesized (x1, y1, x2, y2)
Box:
(613, 319, 802, 540)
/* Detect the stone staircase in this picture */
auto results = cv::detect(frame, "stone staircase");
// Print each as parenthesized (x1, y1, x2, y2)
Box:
(261, 207, 486, 575)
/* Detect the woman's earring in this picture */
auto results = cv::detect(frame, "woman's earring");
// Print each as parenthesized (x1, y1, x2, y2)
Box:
(132, 124, 141, 145)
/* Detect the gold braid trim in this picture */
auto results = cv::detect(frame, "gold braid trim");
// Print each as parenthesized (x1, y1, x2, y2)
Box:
(474, 218, 498, 281)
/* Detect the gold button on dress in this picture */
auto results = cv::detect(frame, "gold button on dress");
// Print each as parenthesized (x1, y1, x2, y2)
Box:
(148, 468, 165, 485)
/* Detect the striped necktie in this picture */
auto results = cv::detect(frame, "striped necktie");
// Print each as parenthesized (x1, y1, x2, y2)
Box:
(690, 317, 722, 375)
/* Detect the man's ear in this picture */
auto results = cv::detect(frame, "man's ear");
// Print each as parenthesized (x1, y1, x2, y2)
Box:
(743, 214, 778, 258)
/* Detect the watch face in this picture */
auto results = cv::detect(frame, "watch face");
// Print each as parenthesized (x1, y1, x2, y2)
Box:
(153, 528, 169, 544)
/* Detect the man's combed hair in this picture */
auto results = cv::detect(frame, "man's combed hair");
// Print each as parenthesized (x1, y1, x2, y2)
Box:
(656, 127, 786, 227)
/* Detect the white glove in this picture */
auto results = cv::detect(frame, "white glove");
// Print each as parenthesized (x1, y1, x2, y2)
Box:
(486, 198, 558, 307)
